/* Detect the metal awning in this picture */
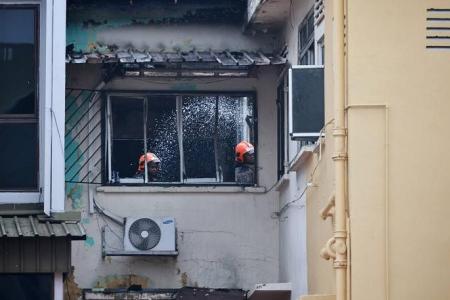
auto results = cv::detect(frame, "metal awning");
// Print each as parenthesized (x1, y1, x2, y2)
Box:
(66, 49, 287, 66)
(0, 215, 86, 240)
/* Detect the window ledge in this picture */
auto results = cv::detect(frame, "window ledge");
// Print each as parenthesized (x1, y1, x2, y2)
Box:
(289, 144, 318, 172)
(96, 185, 267, 194)
(274, 174, 290, 191)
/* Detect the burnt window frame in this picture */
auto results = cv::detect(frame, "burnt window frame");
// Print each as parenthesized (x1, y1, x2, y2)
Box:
(104, 91, 257, 186)
(0, 4, 40, 192)
(276, 77, 287, 180)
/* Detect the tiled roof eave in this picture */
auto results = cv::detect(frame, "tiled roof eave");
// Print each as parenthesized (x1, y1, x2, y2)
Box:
(0, 215, 86, 240)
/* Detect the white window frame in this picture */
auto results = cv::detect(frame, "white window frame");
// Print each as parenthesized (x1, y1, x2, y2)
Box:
(105, 93, 256, 185)
(0, 0, 66, 215)
(298, 8, 315, 65)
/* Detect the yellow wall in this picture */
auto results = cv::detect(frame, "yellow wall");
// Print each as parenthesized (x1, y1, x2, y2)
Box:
(303, 0, 337, 296)
(346, 0, 450, 299)
(305, 0, 450, 299)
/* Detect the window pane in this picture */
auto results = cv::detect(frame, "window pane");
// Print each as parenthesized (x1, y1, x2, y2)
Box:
(182, 96, 217, 180)
(0, 275, 53, 300)
(0, 123, 38, 190)
(217, 96, 255, 183)
(0, 8, 36, 115)
(147, 96, 179, 182)
(111, 97, 144, 178)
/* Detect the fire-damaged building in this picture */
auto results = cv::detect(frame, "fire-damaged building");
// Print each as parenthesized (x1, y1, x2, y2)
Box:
(4, 0, 450, 299)
(64, 0, 291, 299)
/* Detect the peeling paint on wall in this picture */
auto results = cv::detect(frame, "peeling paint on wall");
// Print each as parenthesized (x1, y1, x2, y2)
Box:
(94, 274, 150, 289)
(84, 236, 95, 248)
(66, 1, 276, 53)
(64, 269, 83, 300)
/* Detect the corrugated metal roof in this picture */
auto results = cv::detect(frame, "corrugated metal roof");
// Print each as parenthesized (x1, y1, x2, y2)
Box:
(66, 49, 287, 66)
(0, 216, 86, 240)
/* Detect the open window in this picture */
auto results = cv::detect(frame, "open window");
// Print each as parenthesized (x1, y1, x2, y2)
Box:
(289, 66, 324, 140)
(106, 93, 256, 185)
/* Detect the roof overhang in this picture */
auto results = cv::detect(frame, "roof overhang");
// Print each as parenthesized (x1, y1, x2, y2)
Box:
(246, 0, 291, 33)
(66, 49, 287, 78)
(0, 215, 86, 240)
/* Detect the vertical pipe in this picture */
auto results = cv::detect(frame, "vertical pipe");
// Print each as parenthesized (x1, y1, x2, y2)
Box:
(332, 1, 348, 300)
(143, 98, 148, 183)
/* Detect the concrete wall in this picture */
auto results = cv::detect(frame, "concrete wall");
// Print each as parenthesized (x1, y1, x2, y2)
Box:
(67, 2, 276, 53)
(66, 64, 281, 291)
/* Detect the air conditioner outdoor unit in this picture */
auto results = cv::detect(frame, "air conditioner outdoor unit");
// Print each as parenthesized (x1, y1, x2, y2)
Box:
(124, 217, 176, 253)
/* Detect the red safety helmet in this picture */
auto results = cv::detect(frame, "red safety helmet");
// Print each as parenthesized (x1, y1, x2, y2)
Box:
(138, 152, 161, 171)
(235, 141, 254, 163)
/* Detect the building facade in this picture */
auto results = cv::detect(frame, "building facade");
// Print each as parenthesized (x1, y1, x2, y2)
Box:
(0, 1, 84, 299)
(250, 0, 450, 300)
(4, 0, 443, 299)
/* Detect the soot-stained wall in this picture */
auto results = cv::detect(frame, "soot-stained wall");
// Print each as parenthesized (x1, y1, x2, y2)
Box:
(66, 63, 281, 291)
(67, 1, 277, 53)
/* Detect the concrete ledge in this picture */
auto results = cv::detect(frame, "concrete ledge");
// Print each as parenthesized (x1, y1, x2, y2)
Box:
(248, 282, 291, 300)
(299, 295, 335, 300)
(274, 174, 290, 191)
(97, 185, 267, 194)
(289, 144, 317, 172)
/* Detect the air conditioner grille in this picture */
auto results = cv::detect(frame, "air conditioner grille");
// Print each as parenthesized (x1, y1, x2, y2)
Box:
(128, 218, 161, 250)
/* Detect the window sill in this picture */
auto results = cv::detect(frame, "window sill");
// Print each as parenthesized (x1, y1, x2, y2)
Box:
(96, 185, 267, 194)
(289, 144, 318, 172)
(274, 174, 290, 191)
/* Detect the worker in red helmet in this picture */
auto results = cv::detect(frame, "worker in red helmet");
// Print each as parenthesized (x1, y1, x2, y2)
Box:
(134, 152, 161, 182)
(235, 141, 255, 184)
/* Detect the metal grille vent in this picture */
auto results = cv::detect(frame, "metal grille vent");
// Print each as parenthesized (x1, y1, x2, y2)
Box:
(314, 0, 325, 25)
(128, 218, 161, 250)
(426, 8, 450, 49)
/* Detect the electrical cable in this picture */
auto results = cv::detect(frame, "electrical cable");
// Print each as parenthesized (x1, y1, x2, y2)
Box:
(51, 108, 64, 155)
(93, 198, 124, 244)
(94, 211, 122, 251)
(273, 119, 335, 218)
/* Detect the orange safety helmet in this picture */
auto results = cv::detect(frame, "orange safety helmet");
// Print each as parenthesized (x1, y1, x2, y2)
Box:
(235, 141, 254, 163)
(138, 152, 161, 171)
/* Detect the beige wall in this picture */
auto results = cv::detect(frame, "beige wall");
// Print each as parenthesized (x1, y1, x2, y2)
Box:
(346, 0, 450, 299)
(292, 0, 450, 299)
(282, 0, 450, 299)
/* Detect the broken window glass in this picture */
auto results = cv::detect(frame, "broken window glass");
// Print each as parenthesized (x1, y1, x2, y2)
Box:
(111, 97, 144, 179)
(182, 96, 217, 181)
(147, 96, 179, 182)
(107, 94, 255, 185)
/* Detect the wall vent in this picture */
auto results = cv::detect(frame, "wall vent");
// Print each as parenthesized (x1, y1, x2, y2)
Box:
(314, 0, 325, 25)
(426, 8, 450, 49)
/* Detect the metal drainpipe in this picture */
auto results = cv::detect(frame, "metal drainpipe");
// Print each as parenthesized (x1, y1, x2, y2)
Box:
(332, 1, 348, 300)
